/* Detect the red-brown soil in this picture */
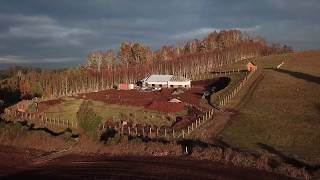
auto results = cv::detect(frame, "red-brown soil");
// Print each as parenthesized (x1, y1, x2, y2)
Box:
(77, 78, 219, 114)
(146, 101, 185, 114)
(0, 151, 294, 180)
(37, 99, 64, 112)
(172, 106, 203, 129)
(79, 89, 172, 107)
(0, 145, 39, 177)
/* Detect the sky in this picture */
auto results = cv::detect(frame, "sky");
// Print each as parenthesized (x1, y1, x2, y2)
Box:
(0, 0, 319, 69)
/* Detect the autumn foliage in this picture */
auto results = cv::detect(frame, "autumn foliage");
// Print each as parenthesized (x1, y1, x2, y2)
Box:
(0, 30, 292, 98)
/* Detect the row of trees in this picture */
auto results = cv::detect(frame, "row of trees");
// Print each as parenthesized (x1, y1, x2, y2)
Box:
(1, 30, 292, 99)
(88, 30, 292, 70)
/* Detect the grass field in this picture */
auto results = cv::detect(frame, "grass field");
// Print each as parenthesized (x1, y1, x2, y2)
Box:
(43, 97, 174, 127)
(89, 100, 175, 127)
(220, 50, 320, 163)
(43, 97, 83, 123)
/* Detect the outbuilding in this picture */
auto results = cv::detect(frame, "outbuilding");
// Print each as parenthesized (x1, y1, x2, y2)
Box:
(142, 75, 191, 89)
(247, 61, 257, 72)
(118, 83, 135, 90)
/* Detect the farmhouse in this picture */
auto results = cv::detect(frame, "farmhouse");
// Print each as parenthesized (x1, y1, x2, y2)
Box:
(142, 75, 191, 88)
(247, 61, 257, 72)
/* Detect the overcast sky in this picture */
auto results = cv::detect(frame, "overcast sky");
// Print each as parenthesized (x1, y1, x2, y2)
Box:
(0, 0, 319, 69)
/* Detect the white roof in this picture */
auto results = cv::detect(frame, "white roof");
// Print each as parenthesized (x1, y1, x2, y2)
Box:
(144, 75, 173, 82)
(169, 98, 182, 103)
(142, 74, 191, 83)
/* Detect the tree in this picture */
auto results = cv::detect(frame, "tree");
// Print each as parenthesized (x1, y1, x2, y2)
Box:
(30, 82, 43, 97)
(119, 42, 132, 66)
(102, 49, 116, 69)
(77, 100, 103, 139)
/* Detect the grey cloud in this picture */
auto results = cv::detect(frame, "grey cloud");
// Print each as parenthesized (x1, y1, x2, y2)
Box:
(0, 0, 319, 69)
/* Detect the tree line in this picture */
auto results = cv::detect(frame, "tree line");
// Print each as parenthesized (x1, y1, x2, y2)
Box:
(0, 30, 292, 99)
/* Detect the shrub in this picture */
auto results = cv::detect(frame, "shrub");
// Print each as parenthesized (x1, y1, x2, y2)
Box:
(77, 100, 102, 140)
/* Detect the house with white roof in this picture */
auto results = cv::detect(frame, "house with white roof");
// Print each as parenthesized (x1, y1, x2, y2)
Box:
(141, 75, 191, 88)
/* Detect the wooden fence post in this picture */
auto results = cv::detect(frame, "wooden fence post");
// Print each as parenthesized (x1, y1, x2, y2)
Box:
(173, 129, 175, 138)
(182, 130, 185, 139)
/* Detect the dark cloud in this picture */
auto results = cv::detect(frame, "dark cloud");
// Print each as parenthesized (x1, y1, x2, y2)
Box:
(0, 0, 319, 68)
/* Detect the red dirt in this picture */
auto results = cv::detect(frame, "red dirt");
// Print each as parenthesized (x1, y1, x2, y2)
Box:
(172, 106, 203, 129)
(37, 99, 63, 112)
(79, 89, 172, 107)
(0, 152, 294, 180)
(0, 145, 37, 177)
(77, 78, 219, 114)
(146, 101, 185, 114)
(177, 78, 219, 107)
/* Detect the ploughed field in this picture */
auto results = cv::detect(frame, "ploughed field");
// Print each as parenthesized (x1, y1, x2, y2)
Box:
(0, 145, 293, 180)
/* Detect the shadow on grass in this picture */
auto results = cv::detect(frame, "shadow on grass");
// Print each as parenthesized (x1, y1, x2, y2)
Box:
(270, 68, 320, 85)
(100, 127, 170, 144)
(100, 128, 117, 142)
(2, 120, 79, 138)
(208, 77, 231, 92)
(176, 139, 242, 156)
(257, 143, 320, 171)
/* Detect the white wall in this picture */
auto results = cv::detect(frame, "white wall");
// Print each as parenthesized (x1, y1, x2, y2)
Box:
(168, 80, 191, 86)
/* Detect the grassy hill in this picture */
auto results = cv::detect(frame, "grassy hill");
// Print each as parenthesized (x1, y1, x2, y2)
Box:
(220, 50, 320, 163)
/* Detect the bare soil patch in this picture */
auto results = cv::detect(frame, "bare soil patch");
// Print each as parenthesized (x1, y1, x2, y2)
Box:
(1, 153, 293, 180)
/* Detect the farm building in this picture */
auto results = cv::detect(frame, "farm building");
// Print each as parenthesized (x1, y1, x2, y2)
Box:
(118, 83, 135, 90)
(247, 61, 257, 72)
(142, 75, 191, 88)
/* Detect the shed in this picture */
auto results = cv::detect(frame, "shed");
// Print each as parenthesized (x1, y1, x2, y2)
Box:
(247, 61, 257, 72)
(118, 83, 129, 90)
(168, 98, 182, 103)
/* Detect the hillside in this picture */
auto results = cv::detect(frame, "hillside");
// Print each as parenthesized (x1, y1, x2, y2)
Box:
(220, 50, 320, 164)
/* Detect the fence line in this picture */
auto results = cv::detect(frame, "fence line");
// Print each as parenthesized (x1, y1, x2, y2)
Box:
(4, 103, 214, 139)
(3, 109, 78, 128)
(100, 108, 215, 139)
(192, 68, 244, 81)
(218, 67, 257, 108)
